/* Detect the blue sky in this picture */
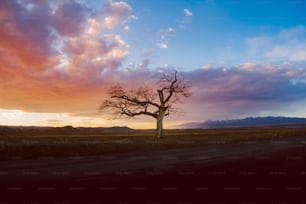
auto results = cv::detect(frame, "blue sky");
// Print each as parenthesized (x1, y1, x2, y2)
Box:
(0, 0, 306, 128)
(114, 0, 306, 70)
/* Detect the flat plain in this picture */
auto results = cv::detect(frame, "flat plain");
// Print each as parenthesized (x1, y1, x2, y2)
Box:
(1, 126, 306, 160)
(1, 126, 306, 203)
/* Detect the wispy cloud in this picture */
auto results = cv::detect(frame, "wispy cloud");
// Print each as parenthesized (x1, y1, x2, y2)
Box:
(101, 0, 132, 29)
(184, 9, 193, 17)
(200, 64, 212, 70)
(245, 26, 306, 62)
(160, 27, 175, 39)
(157, 42, 168, 49)
(124, 25, 130, 31)
(178, 9, 193, 29)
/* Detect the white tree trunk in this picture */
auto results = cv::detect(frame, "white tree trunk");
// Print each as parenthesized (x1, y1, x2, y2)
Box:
(155, 114, 164, 139)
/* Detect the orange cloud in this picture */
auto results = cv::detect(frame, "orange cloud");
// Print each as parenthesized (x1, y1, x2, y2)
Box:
(0, 0, 131, 114)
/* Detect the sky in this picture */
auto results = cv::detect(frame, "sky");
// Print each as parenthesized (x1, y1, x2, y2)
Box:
(1, 0, 306, 128)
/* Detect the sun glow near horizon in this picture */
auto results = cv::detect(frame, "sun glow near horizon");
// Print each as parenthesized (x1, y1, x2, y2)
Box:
(0, 109, 170, 129)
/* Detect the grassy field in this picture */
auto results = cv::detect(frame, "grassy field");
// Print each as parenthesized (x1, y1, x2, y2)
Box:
(1, 127, 306, 161)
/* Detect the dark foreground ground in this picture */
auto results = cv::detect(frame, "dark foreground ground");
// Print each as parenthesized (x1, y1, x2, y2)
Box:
(1, 133, 306, 203)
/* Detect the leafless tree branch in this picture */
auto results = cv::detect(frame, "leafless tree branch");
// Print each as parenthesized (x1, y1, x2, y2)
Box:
(99, 71, 191, 138)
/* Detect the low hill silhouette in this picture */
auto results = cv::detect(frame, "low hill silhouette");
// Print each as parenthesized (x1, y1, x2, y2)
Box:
(176, 116, 306, 129)
(0, 125, 134, 136)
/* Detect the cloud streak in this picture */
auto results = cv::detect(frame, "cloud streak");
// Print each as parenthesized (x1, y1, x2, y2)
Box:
(160, 27, 175, 39)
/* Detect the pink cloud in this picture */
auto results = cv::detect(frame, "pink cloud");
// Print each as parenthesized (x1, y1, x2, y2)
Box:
(101, 0, 132, 29)
(0, 0, 131, 113)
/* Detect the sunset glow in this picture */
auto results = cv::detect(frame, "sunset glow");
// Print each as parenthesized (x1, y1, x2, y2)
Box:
(1, 0, 306, 128)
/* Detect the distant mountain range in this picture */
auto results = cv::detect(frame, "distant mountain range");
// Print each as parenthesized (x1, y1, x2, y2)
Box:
(175, 117, 306, 129)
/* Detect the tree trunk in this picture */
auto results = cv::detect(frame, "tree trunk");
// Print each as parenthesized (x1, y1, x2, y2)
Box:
(155, 115, 164, 139)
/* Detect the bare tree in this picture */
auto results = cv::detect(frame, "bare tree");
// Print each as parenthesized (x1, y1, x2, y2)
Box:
(99, 71, 191, 139)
